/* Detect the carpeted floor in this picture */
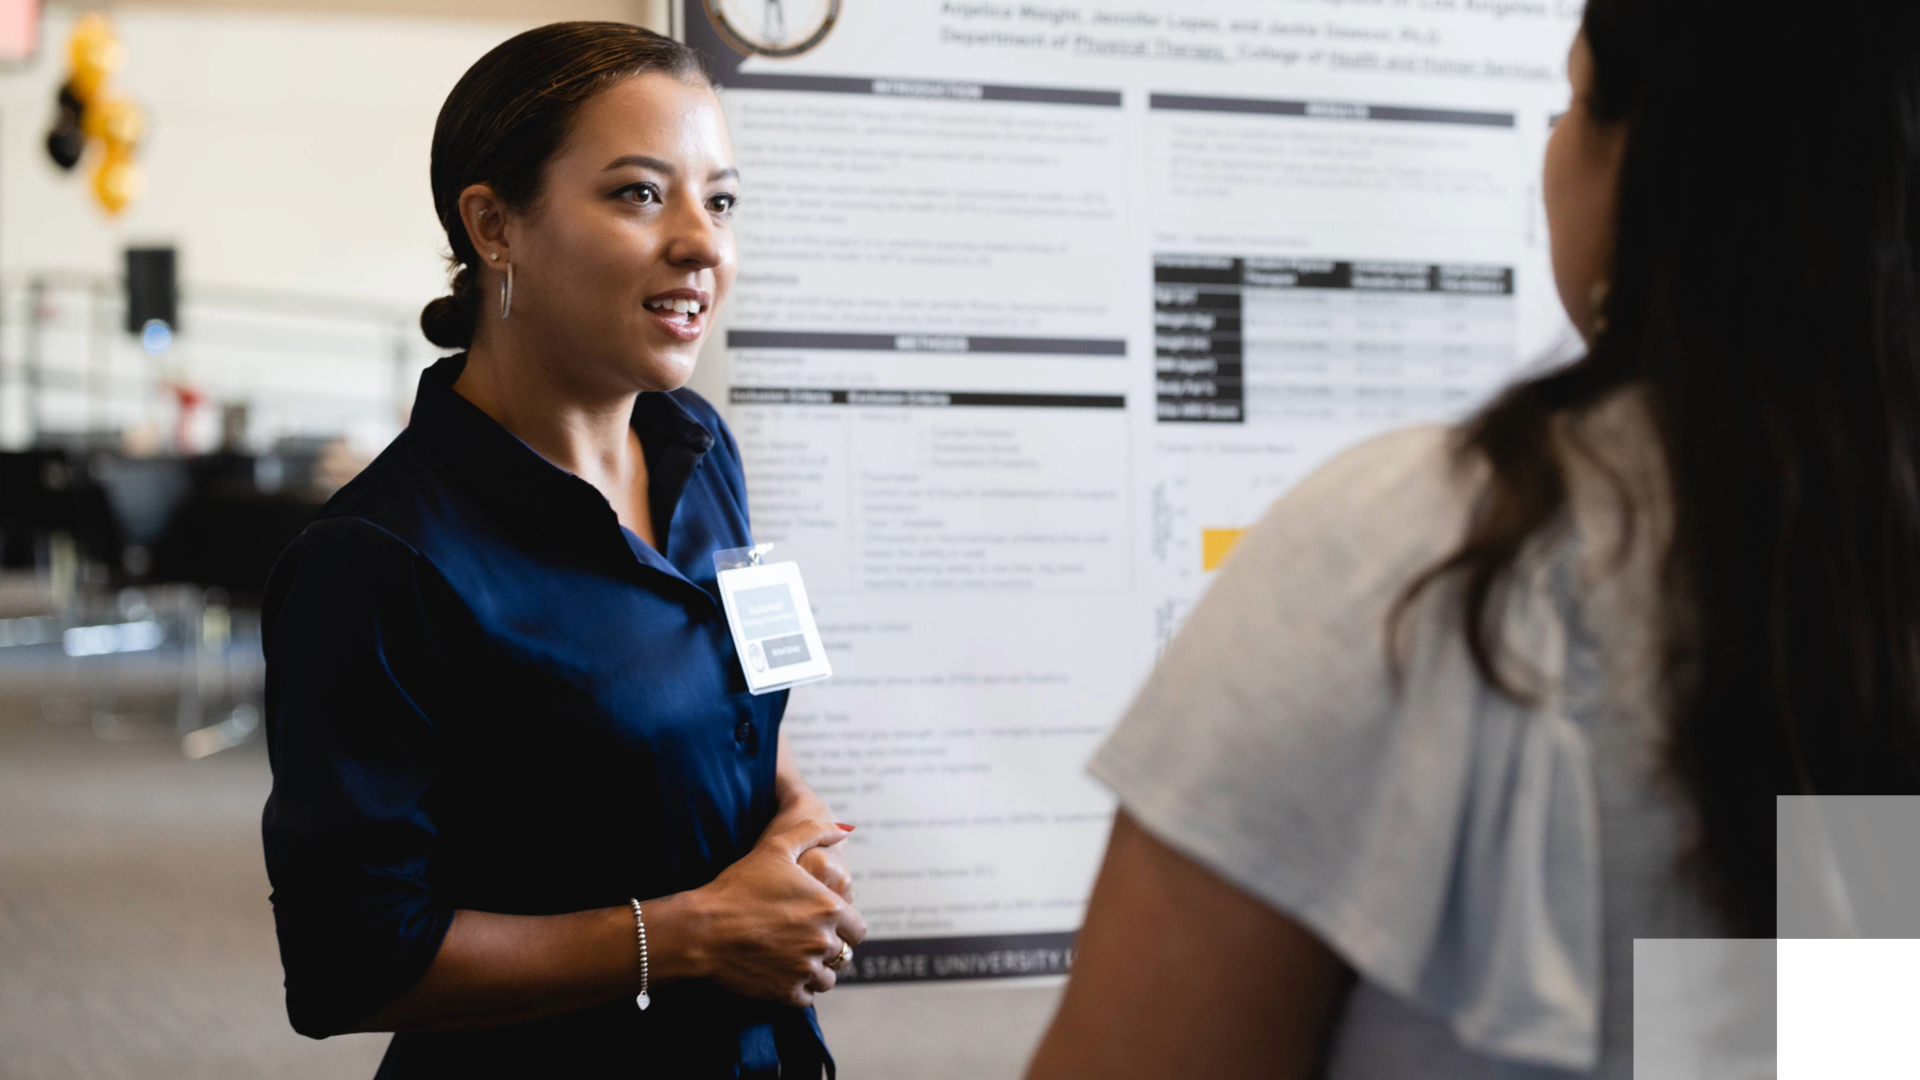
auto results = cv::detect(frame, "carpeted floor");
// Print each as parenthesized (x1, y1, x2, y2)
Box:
(0, 694, 1060, 1080)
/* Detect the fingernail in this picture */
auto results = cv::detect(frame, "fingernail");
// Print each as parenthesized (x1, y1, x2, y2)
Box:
(837, 823, 855, 832)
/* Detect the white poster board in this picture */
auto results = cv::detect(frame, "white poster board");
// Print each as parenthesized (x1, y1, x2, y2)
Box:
(682, 0, 1582, 984)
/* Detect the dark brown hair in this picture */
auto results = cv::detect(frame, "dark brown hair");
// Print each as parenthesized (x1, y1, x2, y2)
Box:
(1405, 0, 1920, 935)
(420, 22, 709, 349)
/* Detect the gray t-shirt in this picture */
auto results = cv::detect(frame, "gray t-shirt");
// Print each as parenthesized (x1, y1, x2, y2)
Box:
(1089, 394, 1729, 1078)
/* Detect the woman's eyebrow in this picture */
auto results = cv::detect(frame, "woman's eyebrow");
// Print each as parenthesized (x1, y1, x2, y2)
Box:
(602, 156, 738, 184)
(603, 154, 675, 174)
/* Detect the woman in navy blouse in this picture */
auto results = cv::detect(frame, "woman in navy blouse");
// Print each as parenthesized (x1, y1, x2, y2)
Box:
(259, 24, 864, 1078)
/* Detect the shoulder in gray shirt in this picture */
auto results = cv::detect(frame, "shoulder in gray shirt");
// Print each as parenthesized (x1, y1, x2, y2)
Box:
(1089, 393, 1729, 1078)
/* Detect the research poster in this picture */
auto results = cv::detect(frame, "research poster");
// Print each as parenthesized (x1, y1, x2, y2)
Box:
(680, 0, 1583, 982)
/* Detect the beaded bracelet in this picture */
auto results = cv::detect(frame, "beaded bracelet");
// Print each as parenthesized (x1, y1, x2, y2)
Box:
(630, 899, 650, 1011)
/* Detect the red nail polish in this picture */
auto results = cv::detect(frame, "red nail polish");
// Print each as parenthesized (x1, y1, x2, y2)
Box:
(837, 823, 855, 832)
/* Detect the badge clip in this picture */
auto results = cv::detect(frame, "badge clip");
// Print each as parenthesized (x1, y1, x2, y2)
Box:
(713, 543, 776, 572)
(712, 544, 832, 695)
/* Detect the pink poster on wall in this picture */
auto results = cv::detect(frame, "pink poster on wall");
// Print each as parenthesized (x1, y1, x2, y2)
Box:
(0, 0, 39, 64)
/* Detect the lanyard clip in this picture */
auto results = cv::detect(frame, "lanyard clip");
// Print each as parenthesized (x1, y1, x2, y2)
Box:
(712, 543, 776, 573)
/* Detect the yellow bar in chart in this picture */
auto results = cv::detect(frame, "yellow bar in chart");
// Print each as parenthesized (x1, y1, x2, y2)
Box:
(1201, 528, 1249, 572)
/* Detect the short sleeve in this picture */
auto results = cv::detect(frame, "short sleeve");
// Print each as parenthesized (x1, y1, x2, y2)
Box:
(260, 516, 459, 1038)
(1088, 426, 1604, 1072)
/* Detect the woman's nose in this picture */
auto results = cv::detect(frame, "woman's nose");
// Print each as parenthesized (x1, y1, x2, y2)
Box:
(664, 197, 726, 271)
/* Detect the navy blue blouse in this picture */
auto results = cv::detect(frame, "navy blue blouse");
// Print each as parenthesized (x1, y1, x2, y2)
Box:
(260, 355, 828, 1078)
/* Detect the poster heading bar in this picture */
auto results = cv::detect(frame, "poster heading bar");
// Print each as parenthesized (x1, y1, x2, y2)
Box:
(726, 72, 1123, 108)
(729, 330, 1128, 356)
(730, 387, 1125, 410)
(1150, 93, 1514, 128)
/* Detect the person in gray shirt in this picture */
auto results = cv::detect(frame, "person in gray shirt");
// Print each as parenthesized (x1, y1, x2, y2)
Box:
(1027, 0, 1920, 1076)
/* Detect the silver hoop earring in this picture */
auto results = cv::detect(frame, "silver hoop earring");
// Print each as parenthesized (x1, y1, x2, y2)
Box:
(1587, 278, 1611, 339)
(500, 261, 514, 320)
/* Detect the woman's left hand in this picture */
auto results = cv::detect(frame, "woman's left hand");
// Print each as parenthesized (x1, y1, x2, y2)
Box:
(799, 842, 854, 903)
(765, 808, 854, 902)
(772, 728, 856, 902)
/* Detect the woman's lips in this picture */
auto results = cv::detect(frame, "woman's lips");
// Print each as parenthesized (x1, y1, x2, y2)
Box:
(645, 304, 705, 342)
(643, 293, 709, 342)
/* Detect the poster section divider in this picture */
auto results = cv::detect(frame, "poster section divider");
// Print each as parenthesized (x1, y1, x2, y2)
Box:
(730, 387, 1125, 410)
(834, 931, 1078, 984)
(1148, 93, 1515, 128)
(723, 72, 1122, 108)
(728, 330, 1127, 356)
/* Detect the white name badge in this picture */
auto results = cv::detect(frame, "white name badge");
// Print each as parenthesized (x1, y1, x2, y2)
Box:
(713, 545, 832, 695)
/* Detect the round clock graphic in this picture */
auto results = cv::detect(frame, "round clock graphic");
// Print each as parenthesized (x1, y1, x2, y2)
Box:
(702, 0, 840, 58)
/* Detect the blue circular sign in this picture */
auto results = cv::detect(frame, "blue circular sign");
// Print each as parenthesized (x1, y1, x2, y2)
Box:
(141, 319, 173, 356)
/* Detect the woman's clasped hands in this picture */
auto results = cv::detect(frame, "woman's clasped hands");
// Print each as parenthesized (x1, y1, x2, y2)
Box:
(687, 818, 866, 1007)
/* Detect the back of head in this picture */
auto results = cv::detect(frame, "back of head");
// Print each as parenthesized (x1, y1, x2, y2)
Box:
(420, 22, 709, 350)
(1444, 0, 1920, 933)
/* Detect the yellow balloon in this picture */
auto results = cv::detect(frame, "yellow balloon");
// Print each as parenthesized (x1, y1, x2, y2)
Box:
(105, 101, 145, 148)
(68, 12, 109, 58)
(84, 94, 144, 148)
(92, 150, 145, 216)
(80, 92, 113, 138)
(69, 65, 108, 104)
(69, 12, 116, 57)
(68, 13, 125, 101)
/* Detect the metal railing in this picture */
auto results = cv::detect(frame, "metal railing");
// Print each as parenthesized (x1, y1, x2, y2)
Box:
(1, 271, 436, 454)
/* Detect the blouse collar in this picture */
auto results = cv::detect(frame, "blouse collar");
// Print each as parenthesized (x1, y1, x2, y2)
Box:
(404, 353, 720, 604)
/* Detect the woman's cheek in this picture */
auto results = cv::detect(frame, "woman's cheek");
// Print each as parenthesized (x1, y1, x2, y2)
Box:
(1543, 121, 1590, 329)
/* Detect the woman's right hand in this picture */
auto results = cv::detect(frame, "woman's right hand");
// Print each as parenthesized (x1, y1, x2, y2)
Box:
(688, 819, 868, 1007)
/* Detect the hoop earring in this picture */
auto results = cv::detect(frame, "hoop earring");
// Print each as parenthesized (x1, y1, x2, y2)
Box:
(500, 261, 514, 320)
(1587, 278, 1611, 339)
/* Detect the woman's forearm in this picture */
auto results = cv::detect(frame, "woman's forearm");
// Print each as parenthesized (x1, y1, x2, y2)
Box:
(351, 891, 712, 1033)
(352, 734, 855, 1035)
(771, 728, 833, 824)
(1025, 814, 1351, 1080)
(767, 729, 856, 902)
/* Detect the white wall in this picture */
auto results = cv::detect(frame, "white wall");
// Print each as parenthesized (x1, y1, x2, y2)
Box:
(0, 4, 724, 451)
(2, 5, 546, 307)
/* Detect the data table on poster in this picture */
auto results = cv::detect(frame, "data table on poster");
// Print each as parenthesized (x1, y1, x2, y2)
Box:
(1154, 256, 1517, 427)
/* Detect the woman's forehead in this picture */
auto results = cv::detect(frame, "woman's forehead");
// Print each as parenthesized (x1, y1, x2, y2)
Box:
(563, 75, 731, 169)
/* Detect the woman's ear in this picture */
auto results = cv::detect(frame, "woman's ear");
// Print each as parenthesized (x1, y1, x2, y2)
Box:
(457, 184, 512, 266)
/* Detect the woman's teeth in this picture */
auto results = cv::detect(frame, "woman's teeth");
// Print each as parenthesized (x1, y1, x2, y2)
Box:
(646, 298, 703, 317)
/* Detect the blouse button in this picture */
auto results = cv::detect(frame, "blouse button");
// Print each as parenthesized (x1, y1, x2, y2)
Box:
(734, 719, 754, 744)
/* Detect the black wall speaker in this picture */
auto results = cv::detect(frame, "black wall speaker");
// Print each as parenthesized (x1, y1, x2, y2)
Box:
(124, 247, 178, 334)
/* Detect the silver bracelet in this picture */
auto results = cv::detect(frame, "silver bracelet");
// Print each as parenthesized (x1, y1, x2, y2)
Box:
(630, 899, 650, 1011)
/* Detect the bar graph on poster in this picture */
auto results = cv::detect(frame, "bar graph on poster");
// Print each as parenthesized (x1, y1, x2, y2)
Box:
(680, 0, 1583, 983)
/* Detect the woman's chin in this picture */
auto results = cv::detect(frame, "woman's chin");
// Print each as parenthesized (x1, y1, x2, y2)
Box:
(628, 348, 699, 393)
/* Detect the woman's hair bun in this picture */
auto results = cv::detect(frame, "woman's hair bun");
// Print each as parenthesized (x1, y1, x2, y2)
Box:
(420, 264, 478, 349)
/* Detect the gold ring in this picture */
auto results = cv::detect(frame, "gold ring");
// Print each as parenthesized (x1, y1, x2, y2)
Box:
(826, 942, 853, 971)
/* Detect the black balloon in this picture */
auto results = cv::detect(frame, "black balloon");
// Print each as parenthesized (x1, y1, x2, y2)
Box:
(47, 80, 87, 172)
(46, 121, 84, 171)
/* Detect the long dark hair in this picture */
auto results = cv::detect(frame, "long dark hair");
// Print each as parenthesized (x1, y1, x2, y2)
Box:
(420, 22, 709, 349)
(1415, 0, 1920, 935)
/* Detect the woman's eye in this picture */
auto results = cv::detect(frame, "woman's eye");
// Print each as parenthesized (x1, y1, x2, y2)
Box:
(709, 193, 738, 216)
(620, 183, 660, 205)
